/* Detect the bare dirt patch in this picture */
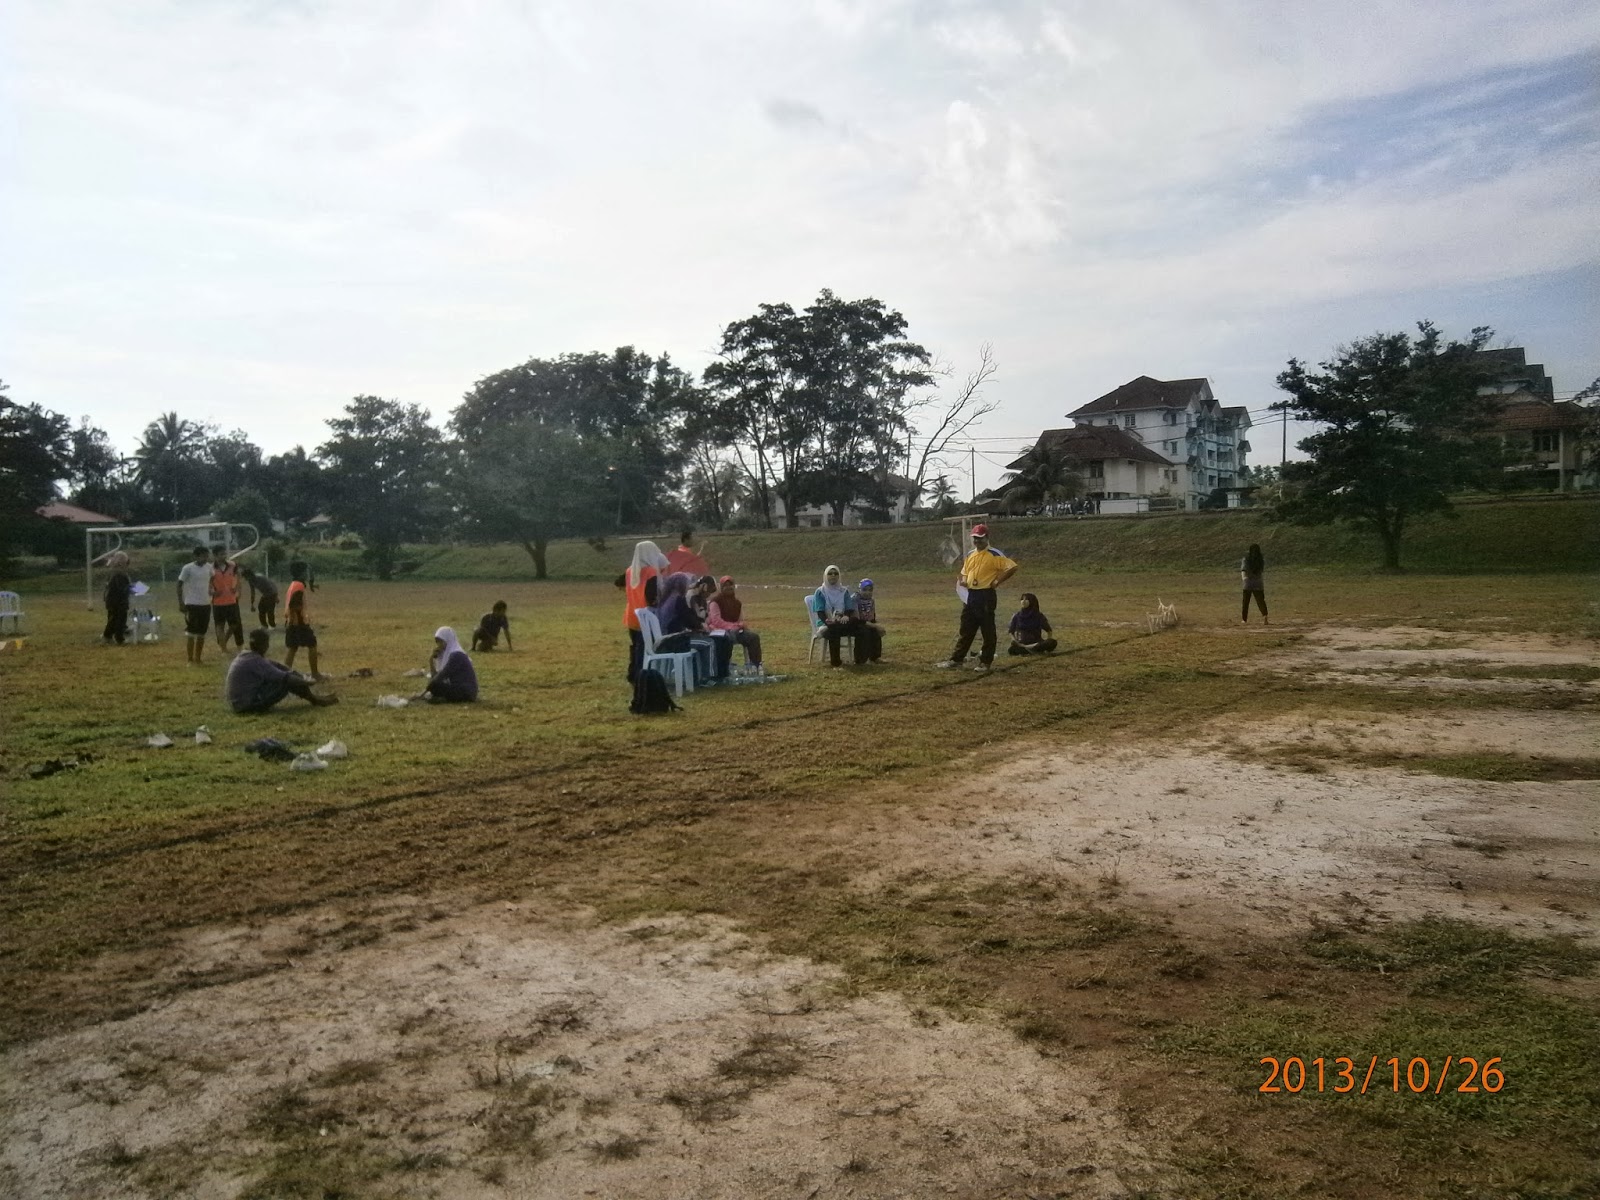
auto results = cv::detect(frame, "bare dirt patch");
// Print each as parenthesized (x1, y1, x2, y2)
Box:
(0, 902, 1161, 1200)
(857, 709, 1600, 941)
(1233, 624, 1600, 694)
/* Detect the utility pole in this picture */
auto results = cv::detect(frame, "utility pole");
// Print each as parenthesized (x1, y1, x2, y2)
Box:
(970, 445, 976, 503)
(1280, 410, 1287, 469)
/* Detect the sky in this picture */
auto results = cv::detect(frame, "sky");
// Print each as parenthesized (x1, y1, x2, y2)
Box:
(4, 0, 1597, 496)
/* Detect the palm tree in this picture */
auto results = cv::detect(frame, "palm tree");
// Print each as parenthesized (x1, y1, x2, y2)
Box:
(134, 412, 205, 517)
(999, 442, 1083, 513)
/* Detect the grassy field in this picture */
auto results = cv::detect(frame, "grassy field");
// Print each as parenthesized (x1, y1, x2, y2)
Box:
(3, 562, 1598, 1197)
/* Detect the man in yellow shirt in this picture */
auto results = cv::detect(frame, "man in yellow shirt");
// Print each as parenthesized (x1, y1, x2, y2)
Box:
(936, 524, 1018, 672)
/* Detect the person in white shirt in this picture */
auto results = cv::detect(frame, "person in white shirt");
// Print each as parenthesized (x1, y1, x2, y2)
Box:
(175, 545, 215, 665)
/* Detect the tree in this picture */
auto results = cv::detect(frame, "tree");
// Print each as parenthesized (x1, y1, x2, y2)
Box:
(316, 397, 445, 580)
(0, 381, 71, 555)
(1272, 322, 1498, 570)
(215, 486, 274, 535)
(682, 447, 743, 529)
(906, 345, 1001, 500)
(998, 441, 1083, 512)
(134, 412, 208, 517)
(259, 447, 327, 525)
(449, 417, 620, 579)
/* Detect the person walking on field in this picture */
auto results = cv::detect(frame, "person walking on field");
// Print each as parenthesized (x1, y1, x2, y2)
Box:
(209, 545, 245, 652)
(101, 551, 133, 645)
(282, 560, 324, 678)
(935, 524, 1018, 673)
(1240, 543, 1268, 624)
(241, 566, 278, 628)
(176, 545, 214, 665)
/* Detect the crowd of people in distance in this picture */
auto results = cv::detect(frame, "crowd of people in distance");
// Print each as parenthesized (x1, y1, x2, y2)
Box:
(92, 525, 1275, 719)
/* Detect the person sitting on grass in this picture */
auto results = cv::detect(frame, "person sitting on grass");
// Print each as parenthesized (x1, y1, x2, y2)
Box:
(1007, 592, 1058, 655)
(811, 564, 861, 669)
(414, 626, 478, 703)
(471, 600, 513, 652)
(852, 578, 884, 664)
(225, 629, 339, 713)
(707, 575, 762, 677)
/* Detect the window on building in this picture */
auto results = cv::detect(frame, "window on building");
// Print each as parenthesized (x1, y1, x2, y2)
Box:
(1163, 440, 1178, 455)
(1208, 474, 1216, 487)
(1207, 450, 1215, 463)
(1124, 413, 1136, 429)
(1163, 410, 1178, 425)
(1531, 431, 1558, 453)
(1088, 461, 1104, 478)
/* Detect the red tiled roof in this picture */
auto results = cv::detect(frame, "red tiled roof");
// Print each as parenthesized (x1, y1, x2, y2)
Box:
(1491, 398, 1586, 432)
(36, 501, 118, 524)
(1068, 375, 1213, 417)
(1007, 426, 1174, 470)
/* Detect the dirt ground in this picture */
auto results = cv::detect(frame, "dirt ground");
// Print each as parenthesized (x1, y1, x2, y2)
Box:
(3, 624, 1597, 1198)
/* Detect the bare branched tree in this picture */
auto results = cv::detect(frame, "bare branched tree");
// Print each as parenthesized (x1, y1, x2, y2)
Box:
(905, 344, 1000, 502)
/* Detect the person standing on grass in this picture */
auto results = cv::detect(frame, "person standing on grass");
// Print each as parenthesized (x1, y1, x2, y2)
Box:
(1240, 543, 1269, 624)
(101, 551, 132, 645)
(282, 560, 323, 678)
(472, 600, 514, 652)
(413, 626, 478, 703)
(936, 524, 1018, 673)
(241, 566, 279, 628)
(623, 540, 670, 683)
(225, 629, 339, 713)
(1007, 593, 1058, 655)
(176, 545, 214, 665)
(707, 575, 762, 677)
(811, 565, 861, 669)
(209, 546, 245, 653)
(853, 579, 884, 663)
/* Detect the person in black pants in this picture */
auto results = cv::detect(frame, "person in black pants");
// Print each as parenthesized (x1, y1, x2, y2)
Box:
(1240, 543, 1268, 624)
(936, 524, 1019, 672)
(101, 552, 132, 644)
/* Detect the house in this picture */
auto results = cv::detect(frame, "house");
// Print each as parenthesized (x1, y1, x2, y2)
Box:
(1035, 375, 1252, 507)
(36, 501, 118, 525)
(772, 474, 919, 527)
(1474, 347, 1590, 490)
(1004, 426, 1177, 507)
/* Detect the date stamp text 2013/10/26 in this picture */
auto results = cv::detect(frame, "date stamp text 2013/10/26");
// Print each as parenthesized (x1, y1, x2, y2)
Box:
(1258, 1056, 1505, 1095)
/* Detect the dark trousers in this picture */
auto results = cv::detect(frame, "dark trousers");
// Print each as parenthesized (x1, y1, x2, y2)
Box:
(854, 623, 882, 662)
(104, 602, 129, 644)
(1008, 637, 1057, 655)
(949, 589, 998, 664)
(822, 619, 861, 666)
(627, 628, 644, 683)
(237, 673, 317, 714)
(1242, 589, 1268, 621)
(719, 628, 762, 669)
(258, 599, 277, 627)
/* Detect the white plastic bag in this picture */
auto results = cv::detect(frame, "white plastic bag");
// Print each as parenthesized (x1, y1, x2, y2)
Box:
(289, 753, 329, 772)
(401, 667, 428, 678)
(375, 694, 409, 708)
(316, 739, 349, 759)
(194, 726, 213, 745)
(145, 732, 174, 748)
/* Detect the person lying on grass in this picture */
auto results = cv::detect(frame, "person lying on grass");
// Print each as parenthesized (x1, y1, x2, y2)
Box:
(413, 626, 479, 703)
(1007, 593, 1058, 655)
(225, 629, 339, 713)
(471, 600, 513, 652)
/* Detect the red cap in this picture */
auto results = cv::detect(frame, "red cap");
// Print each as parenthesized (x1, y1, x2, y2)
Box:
(971, 523, 989, 537)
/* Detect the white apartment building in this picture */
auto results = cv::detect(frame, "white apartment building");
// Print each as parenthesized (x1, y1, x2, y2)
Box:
(1064, 376, 1252, 506)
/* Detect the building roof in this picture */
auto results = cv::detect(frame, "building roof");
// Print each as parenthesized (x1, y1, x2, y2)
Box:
(1220, 405, 1252, 427)
(1068, 375, 1213, 417)
(1491, 397, 1587, 432)
(36, 501, 118, 524)
(1007, 426, 1174, 470)
(1473, 347, 1555, 401)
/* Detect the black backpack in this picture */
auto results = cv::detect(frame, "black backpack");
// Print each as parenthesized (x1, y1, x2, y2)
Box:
(629, 668, 680, 715)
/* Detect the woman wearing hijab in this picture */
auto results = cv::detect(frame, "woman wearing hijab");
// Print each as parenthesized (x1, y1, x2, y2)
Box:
(622, 540, 670, 682)
(707, 575, 763, 677)
(101, 551, 133, 645)
(651, 571, 702, 657)
(415, 626, 479, 703)
(810, 565, 861, 669)
(1239, 543, 1268, 624)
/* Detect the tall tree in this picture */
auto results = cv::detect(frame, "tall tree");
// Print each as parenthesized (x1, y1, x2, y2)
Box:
(701, 303, 806, 527)
(906, 344, 1000, 503)
(134, 412, 208, 517)
(259, 446, 327, 525)
(316, 397, 445, 580)
(64, 418, 127, 517)
(0, 381, 72, 555)
(1273, 322, 1498, 570)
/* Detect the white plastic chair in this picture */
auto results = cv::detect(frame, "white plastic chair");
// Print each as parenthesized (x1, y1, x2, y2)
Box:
(804, 596, 855, 665)
(0, 591, 24, 635)
(636, 607, 696, 697)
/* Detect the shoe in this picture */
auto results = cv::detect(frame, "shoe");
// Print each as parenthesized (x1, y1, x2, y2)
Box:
(973, 662, 992, 673)
(311, 693, 340, 707)
(934, 660, 961, 669)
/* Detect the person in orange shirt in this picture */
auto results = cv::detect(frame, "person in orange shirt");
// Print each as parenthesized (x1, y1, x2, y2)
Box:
(622, 540, 669, 683)
(282, 559, 324, 679)
(209, 545, 245, 652)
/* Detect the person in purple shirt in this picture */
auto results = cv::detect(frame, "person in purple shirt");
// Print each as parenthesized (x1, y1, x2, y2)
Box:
(651, 572, 702, 655)
(1007, 593, 1058, 655)
(414, 626, 479, 703)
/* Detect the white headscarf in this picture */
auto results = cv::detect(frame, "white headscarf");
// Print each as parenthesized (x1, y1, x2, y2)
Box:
(105, 551, 130, 569)
(433, 626, 463, 670)
(629, 540, 670, 585)
(817, 564, 849, 614)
